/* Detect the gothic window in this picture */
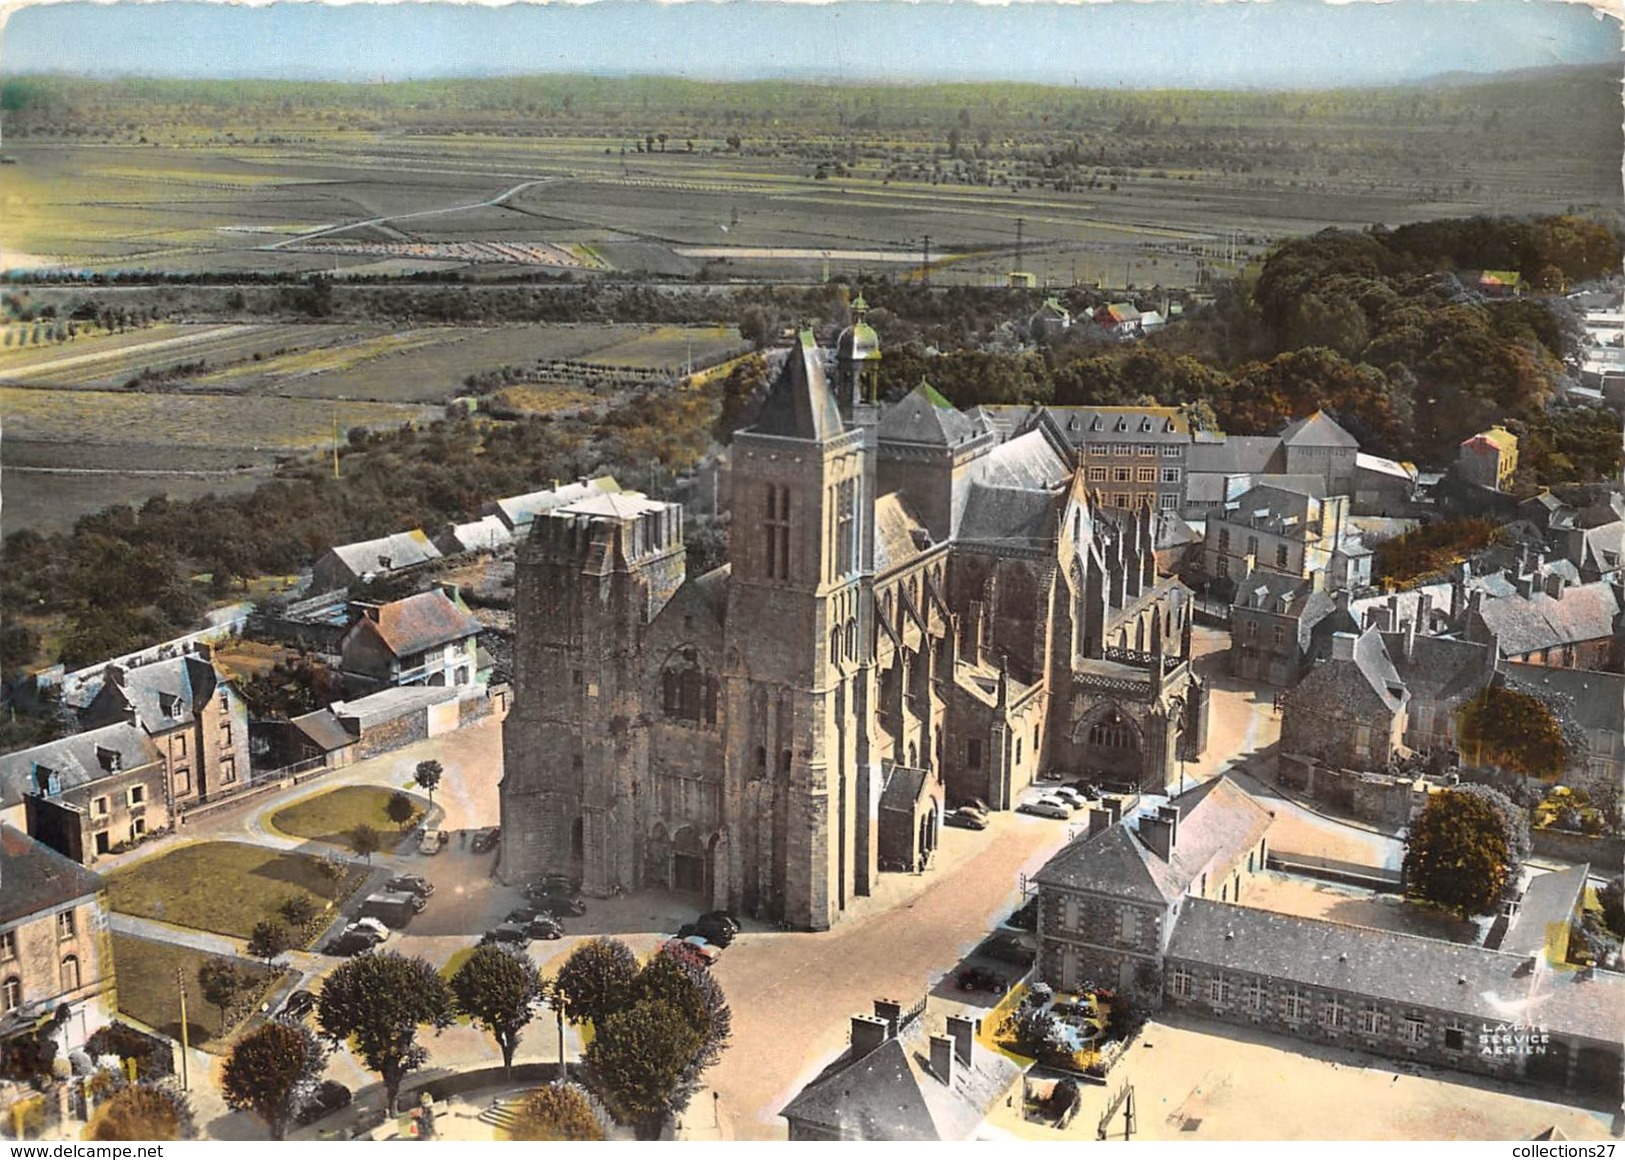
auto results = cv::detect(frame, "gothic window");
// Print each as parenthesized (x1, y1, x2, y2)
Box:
(661, 651, 715, 726)
(1088, 712, 1134, 749)
(846, 620, 858, 662)
(764, 485, 791, 581)
(836, 478, 857, 577)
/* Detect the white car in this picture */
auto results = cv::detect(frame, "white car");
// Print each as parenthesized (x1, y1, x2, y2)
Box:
(1051, 787, 1089, 809)
(347, 917, 390, 943)
(418, 828, 447, 855)
(675, 935, 722, 965)
(1018, 799, 1071, 820)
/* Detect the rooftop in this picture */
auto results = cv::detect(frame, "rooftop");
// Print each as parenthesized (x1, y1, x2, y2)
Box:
(349, 588, 482, 659)
(0, 722, 161, 810)
(1, 824, 105, 926)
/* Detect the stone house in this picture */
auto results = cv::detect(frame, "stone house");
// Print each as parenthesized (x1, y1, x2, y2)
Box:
(1280, 628, 1410, 769)
(1162, 896, 1622, 1102)
(1353, 452, 1418, 515)
(80, 652, 251, 811)
(1228, 572, 1354, 688)
(500, 327, 1207, 931)
(1378, 624, 1499, 754)
(337, 587, 486, 697)
(309, 529, 443, 595)
(0, 724, 166, 865)
(1463, 575, 1623, 671)
(1032, 777, 1272, 998)
(0, 825, 118, 1055)
(780, 998, 1019, 1140)
(1201, 483, 1366, 589)
(283, 685, 470, 768)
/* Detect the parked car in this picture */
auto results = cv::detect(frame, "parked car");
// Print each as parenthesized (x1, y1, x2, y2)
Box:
(1018, 799, 1070, 820)
(525, 916, 565, 941)
(347, 917, 391, 942)
(1037, 794, 1079, 813)
(385, 874, 434, 898)
(1051, 787, 1089, 809)
(481, 924, 531, 949)
(663, 936, 720, 966)
(944, 807, 990, 831)
(278, 990, 317, 1020)
(523, 882, 587, 916)
(323, 930, 376, 957)
(418, 828, 448, 855)
(956, 966, 1005, 993)
(678, 910, 739, 948)
(358, 891, 425, 929)
(471, 827, 501, 853)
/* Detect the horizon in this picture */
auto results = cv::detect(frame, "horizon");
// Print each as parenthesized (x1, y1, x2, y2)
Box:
(1, 0, 1619, 89)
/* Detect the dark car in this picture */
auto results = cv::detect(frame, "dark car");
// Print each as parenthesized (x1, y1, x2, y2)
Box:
(944, 807, 990, 831)
(523, 883, 587, 916)
(481, 924, 531, 949)
(322, 931, 376, 957)
(678, 910, 738, 948)
(471, 827, 501, 854)
(385, 874, 434, 898)
(526, 916, 565, 940)
(279, 990, 317, 1020)
(956, 966, 1005, 993)
(295, 1081, 352, 1128)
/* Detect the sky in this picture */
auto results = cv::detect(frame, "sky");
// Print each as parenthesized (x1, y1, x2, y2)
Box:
(0, 0, 1619, 88)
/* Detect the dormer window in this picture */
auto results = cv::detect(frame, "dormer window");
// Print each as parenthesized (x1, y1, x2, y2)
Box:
(96, 746, 122, 773)
(160, 693, 181, 719)
(1090, 417, 1103, 432)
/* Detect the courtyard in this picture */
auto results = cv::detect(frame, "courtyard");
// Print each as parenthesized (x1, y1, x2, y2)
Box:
(1236, 870, 1482, 944)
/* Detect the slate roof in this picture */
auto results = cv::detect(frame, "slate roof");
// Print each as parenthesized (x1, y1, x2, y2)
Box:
(1575, 522, 1623, 577)
(1381, 632, 1495, 707)
(351, 590, 482, 659)
(970, 429, 1071, 491)
(1034, 776, 1272, 904)
(327, 685, 461, 731)
(433, 515, 512, 555)
(484, 475, 621, 531)
(874, 493, 933, 574)
(1232, 573, 1324, 620)
(1350, 627, 1409, 713)
(1356, 453, 1417, 483)
(1187, 436, 1285, 476)
(555, 492, 668, 521)
(1280, 410, 1359, 449)
(0, 722, 161, 810)
(327, 529, 442, 577)
(957, 485, 1057, 550)
(1045, 406, 1191, 446)
(1495, 866, 1588, 963)
(879, 764, 931, 814)
(1502, 663, 1625, 742)
(876, 383, 983, 448)
(1475, 581, 1621, 657)
(0, 825, 104, 925)
(90, 655, 222, 735)
(753, 330, 843, 442)
(1166, 898, 1625, 1045)
(289, 708, 359, 753)
(780, 1012, 1021, 1140)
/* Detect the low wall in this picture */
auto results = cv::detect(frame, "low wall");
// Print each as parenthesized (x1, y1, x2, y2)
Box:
(1267, 852, 1402, 892)
(1532, 828, 1625, 869)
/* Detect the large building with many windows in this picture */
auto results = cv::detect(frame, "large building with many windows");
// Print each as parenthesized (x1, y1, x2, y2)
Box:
(500, 321, 1209, 930)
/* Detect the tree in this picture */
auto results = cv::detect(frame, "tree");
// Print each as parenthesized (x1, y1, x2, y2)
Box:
(450, 944, 545, 1078)
(506, 1083, 603, 1141)
(197, 957, 246, 1030)
(413, 760, 443, 807)
(1458, 685, 1570, 779)
(318, 951, 454, 1113)
(553, 937, 640, 1028)
(221, 1019, 329, 1140)
(584, 1000, 703, 1138)
(1599, 875, 1625, 940)
(350, 823, 382, 865)
(247, 919, 292, 966)
(85, 1083, 196, 1141)
(279, 894, 317, 929)
(1403, 785, 1529, 918)
(386, 791, 417, 830)
(637, 947, 732, 1082)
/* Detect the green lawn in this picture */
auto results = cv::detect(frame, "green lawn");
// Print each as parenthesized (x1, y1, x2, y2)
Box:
(110, 933, 278, 1050)
(107, 841, 362, 941)
(269, 785, 424, 847)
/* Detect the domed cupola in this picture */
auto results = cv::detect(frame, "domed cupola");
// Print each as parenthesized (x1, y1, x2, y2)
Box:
(835, 294, 882, 407)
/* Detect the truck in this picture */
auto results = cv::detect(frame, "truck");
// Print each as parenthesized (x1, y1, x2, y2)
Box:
(357, 891, 426, 929)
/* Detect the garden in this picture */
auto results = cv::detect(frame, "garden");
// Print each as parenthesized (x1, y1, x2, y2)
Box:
(269, 785, 426, 847)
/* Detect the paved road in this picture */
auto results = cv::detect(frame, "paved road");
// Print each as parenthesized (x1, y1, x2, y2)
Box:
(266, 179, 562, 249)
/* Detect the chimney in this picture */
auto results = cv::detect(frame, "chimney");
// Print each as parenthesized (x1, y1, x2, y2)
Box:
(1543, 572, 1564, 599)
(929, 1034, 956, 1086)
(1139, 811, 1176, 860)
(1385, 592, 1401, 632)
(1417, 592, 1433, 633)
(1468, 589, 1485, 618)
(945, 1014, 978, 1067)
(438, 582, 463, 605)
(1104, 797, 1123, 826)
(104, 663, 126, 689)
(1331, 631, 1358, 661)
(1334, 588, 1351, 615)
(1515, 573, 1534, 600)
(873, 999, 904, 1037)
(1087, 805, 1112, 839)
(850, 1014, 889, 1059)
(1401, 617, 1416, 664)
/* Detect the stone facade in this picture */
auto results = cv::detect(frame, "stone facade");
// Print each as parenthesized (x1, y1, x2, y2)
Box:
(501, 327, 1206, 930)
(1279, 628, 1408, 769)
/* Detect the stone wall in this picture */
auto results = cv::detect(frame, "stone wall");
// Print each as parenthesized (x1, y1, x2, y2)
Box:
(355, 710, 429, 760)
(1531, 828, 1625, 869)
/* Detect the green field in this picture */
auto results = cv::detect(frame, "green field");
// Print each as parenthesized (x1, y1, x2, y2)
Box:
(106, 841, 363, 941)
(110, 933, 279, 1049)
(269, 784, 426, 847)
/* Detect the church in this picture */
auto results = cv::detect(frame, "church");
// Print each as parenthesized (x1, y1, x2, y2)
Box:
(498, 301, 1209, 930)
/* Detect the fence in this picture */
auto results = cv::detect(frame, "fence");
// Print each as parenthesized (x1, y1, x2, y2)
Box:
(177, 755, 329, 824)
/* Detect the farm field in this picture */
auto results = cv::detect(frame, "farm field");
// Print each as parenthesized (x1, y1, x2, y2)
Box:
(0, 323, 360, 389)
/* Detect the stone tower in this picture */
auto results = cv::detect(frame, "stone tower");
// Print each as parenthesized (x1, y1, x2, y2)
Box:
(724, 331, 878, 930)
(498, 493, 685, 891)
